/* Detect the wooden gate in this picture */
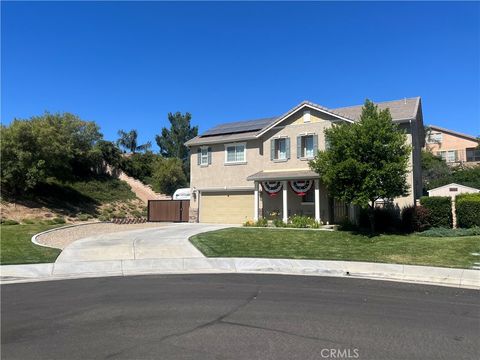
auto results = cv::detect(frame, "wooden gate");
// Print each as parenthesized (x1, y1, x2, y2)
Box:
(147, 200, 190, 222)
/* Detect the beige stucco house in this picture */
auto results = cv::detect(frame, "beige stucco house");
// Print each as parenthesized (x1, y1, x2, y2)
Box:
(425, 125, 479, 165)
(185, 97, 425, 224)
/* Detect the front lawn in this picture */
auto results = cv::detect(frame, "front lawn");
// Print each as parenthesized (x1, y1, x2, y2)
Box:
(190, 228, 480, 269)
(0, 224, 62, 265)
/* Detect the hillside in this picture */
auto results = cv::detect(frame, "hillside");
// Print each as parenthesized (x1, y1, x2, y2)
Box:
(1, 175, 147, 224)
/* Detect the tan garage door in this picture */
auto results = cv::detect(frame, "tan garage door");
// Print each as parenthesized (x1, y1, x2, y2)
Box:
(200, 191, 253, 224)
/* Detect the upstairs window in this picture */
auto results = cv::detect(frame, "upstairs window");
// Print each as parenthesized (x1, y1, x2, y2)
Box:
(297, 134, 318, 159)
(427, 132, 443, 144)
(437, 150, 457, 163)
(466, 148, 480, 162)
(197, 146, 211, 166)
(270, 137, 290, 161)
(225, 143, 246, 164)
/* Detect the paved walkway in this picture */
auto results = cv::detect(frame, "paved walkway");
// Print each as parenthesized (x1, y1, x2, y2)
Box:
(56, 223, 233, 262)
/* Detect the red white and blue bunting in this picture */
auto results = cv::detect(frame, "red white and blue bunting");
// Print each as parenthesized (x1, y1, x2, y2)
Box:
(290, 180, 312, 196)
(261, 181, 283, 197)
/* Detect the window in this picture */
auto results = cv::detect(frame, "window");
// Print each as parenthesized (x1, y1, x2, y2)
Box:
(427, 132, 443, 144)
(270, 137, 290, 161)
(225, 143, 246, 164)
(200, 147, 209, 165)
(297, 134, 317, 159)
(437, 150, 457, 163)
(197, 146, 211, 166)
(466, 148, 480, 162)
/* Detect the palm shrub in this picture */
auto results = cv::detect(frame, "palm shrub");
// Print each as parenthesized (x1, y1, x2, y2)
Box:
(419, 196, 452, 228)
(456, 193, 480, 228)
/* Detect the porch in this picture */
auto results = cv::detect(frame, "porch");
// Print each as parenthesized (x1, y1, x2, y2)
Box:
(247, 170, 356, 224)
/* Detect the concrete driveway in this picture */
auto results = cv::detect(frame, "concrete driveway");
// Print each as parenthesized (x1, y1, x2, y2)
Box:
(55, 223, 233, 263)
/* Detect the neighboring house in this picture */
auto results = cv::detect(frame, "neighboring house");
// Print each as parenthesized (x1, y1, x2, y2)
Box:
(427, 183, 479, 198)
(425, 125, 479, 165)
(185, 97, 425, 224)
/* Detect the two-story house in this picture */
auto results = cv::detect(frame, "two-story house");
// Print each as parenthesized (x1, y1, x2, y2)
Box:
(425, 125, 479, 165)
(185, 97, 424, 224)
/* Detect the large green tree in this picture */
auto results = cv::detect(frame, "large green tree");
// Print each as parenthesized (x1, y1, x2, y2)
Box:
(1, 112, 102, 195)
(117, 129, 151, 153)
(155, 112, 198, 159)
(151, 157, 187, 195)
(309, 100, 411, 232)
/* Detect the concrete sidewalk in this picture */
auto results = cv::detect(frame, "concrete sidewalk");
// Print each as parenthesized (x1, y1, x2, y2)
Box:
(1, 258, 479, 289)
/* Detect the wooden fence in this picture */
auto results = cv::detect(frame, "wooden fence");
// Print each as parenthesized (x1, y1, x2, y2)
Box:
(147, 200, 190, 222)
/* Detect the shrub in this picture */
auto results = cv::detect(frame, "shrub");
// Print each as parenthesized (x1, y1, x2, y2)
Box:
(98, 215, 111, 222)
(456, 193, 480, 228)
(420, 196, 452, 228)
(1, 219, 19, 225)
(401, 205, 431, 233)
(52, 217, 66, 224)
(255, 218, 268, 227)
(243, 219, 255, 227)
(76, 213, 91, 221)
(359, 207, 401, 233)
(21, 218, 36, 224)
(288, 215, 320, 228)
(273, 219, 286, 228)
(418, 227, 480, 237)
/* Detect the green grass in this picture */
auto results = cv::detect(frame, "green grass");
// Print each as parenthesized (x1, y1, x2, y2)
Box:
(190, 228, 480, 269)
(0, 224, 62, 265)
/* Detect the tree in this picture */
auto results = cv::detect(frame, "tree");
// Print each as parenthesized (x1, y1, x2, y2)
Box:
(91, 140, 124, 174)
(421, 150, 451, 192)
(1, 112, 102, 195)
(117, 129, 151, 153)
(150, 157, 187, 195)
(155, 112, 198, 179)
(309, 100, 411, 233)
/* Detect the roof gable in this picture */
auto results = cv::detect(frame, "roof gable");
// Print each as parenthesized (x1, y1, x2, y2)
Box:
(427, 125, 478, 142)
(255, 101, 354, 138)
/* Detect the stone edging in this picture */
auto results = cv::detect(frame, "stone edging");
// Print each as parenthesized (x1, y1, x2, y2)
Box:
(31, 222, 110, 249)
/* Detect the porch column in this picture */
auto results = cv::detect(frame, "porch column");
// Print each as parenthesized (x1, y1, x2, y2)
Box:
(314, 179, 320, 222)
(254, 181, 259, 221)
(282, 180, 288, 223)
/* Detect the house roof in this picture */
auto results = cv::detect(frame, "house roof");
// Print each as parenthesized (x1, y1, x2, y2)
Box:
(427, 125, 478, 142)
(247, 169, 319, 181)
(332, 97, 421, 122)
(186, 97, 422, 146)
(427, 183, 480, 193)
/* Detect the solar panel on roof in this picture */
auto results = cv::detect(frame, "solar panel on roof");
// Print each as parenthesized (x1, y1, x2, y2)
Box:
(201, 117, 277, 137)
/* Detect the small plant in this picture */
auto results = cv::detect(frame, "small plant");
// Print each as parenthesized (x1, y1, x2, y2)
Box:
(255, 218, 268, 227)
(243, 219, 255, 227)
(77, 213, 91, 221)
(21, 218, 36, 224)
(418, 227, 480, 237)
(131, 210, 143, 218)
(52, 217, 66, 224)
(1, 219, 19, 225)
(288, 215, 319, 228)
(98, 215, 111, 222)
(273, 219, 286, 228)
(114, 211, 127, 219)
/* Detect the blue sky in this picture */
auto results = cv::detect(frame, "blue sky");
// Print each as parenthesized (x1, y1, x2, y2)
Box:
(2, 1, 479, 148)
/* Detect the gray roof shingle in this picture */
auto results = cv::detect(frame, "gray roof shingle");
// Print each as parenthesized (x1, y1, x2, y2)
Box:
(186, 97, 421, 146)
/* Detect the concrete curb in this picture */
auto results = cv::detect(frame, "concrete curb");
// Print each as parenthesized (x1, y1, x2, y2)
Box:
(1, 258, 478, 289)
(31, 221, 110, 249)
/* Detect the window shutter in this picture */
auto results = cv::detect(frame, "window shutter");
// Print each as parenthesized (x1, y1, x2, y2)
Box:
(296, 136, 301, 158)
(208, 147, 212, 165)
(197, 148, 201, 165)
(286, 137, 291, 159)
(270, 139, 275, 161)
(313, 134, 318, 154)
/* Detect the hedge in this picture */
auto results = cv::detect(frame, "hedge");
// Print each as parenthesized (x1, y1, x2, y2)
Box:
(456, 193, 480, 228)
(420, 196, 452, 228)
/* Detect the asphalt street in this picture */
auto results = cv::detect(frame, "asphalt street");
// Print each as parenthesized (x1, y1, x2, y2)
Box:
(1, 274, 479, 360)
